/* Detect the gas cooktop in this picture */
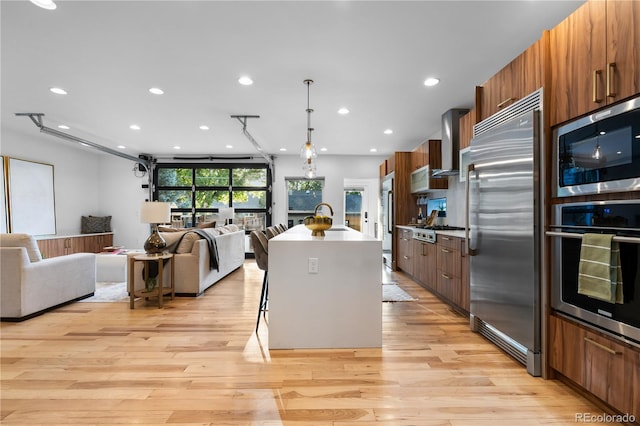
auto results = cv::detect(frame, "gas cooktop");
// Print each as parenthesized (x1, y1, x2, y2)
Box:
(412, 225, 466, 231)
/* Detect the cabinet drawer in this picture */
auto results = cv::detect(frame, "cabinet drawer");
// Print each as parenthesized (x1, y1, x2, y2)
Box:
(436, 269, 461, 302)
(436, 246, 461, 278)
(436, 234, 461, 250)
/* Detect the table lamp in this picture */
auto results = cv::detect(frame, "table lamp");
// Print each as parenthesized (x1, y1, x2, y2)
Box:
(141, 201, 171, 254)
(218, 207, 235, 225)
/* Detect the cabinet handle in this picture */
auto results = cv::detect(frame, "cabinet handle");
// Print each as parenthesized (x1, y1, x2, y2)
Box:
(606, 62, 616, 98)
(583, 337, 621, 355)
(497, 97, 515, 109)
(442, 236, 451, 241)
(441, 273, 451, 280)
(403, 255, 409, 260)
(441, 248, 450, 253)
(592, 69, 603, 103)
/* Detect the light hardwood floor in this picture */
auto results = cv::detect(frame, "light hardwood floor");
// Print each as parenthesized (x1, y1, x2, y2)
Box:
(1, 260, 614, 425)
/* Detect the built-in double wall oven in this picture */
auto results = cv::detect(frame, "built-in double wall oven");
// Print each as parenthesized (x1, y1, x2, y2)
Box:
(549, 200, 640, 347)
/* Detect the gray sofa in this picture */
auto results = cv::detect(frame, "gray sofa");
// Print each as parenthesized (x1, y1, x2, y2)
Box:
(128, 225, 245, 296)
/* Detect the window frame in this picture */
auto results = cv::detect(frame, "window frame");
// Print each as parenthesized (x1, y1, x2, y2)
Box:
(153, 162, 272, 230)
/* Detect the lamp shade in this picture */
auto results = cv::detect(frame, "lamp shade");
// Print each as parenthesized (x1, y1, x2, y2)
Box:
(218, 207, 235, 222)
(140, 202, 171, 224)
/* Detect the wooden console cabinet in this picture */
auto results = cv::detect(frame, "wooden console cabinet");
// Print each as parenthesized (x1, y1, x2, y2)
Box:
(36, 233, 113, 258)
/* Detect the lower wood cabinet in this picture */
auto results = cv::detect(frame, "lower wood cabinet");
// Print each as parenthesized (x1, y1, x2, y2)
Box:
(412, 239, 436, 291)
(398, 231, 469, 315)
(37, 233, 114, 258)
(549, 314, 640, 419)
(396, 228, 414, 276)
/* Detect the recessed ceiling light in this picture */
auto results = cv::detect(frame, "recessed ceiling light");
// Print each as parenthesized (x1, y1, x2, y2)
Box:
(279, 148, 287, 152)
(57, 125, 70, 130)
(149, 87, 164, 95)
(320, 147, 328, 152)
(370, 148, 378, 153)
(173, 146, 181, 150)
(616, 151, 622, 155)
(79, 142, 89, 147)
(423, 77, 440, 87)
(338, 108, 350, 115)
(49, 87, 67, 95)
(225, 145, 233, 149)
(199, 125, 210, 130)
(30, 0, 56, 10)
(238, 76, 253, 86)
(384, 129, 393, 135)
(129, 124, 141, 130)
(117, 145, 126, 149)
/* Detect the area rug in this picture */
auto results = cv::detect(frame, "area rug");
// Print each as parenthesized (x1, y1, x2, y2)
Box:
(382, 283, 416, 302)
(79, 281, 129, 303)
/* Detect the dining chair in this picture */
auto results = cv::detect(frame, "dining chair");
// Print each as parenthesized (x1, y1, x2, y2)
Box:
(250, 230, 269, 332)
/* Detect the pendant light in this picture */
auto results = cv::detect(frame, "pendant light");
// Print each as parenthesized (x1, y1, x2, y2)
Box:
(300, 79, 317, 178)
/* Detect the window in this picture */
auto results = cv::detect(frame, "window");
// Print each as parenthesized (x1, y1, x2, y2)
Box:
(154, 163, 271, 232)
(286, 177, 324, 228)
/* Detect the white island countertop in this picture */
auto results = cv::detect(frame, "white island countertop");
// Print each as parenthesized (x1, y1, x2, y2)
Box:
(268, 224, 382, 349)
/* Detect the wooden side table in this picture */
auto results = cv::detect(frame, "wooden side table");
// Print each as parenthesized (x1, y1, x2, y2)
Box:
(128, 253, 175, 309)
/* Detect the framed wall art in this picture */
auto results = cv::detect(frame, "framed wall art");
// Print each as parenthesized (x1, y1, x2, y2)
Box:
(5, 157, 56, 235)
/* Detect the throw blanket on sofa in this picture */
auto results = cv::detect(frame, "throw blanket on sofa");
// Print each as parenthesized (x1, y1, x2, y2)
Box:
(175, 229, 220, 272)
(144, 229, 220, 280)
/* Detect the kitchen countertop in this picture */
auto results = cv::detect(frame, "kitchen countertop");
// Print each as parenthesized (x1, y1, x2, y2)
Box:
(396, 225, 466, 239)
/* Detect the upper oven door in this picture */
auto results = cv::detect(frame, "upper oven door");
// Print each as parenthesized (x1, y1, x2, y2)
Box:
(554, 95, 640, 197)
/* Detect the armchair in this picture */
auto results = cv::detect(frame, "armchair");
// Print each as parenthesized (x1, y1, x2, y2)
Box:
(0, 233, 96, 321)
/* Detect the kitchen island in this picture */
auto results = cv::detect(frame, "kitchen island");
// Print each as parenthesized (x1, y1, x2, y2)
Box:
(268, 225, 382, 349)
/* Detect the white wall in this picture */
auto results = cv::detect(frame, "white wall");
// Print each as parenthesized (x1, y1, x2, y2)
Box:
(271, 155, 385, 227)
(1, 128, 103, 235)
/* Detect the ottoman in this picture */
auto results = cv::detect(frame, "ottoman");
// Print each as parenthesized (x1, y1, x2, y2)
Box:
(96, 253, 127, 282)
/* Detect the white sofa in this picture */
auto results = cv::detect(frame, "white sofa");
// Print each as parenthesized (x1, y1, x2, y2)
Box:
(128, 225, 245, 296)
(0, 233, 96, 321)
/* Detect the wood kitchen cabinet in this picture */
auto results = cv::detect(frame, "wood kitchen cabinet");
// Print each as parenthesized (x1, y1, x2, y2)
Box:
(550, 0, 640, 126)
(37, 233, 113, 258)
(549, 314, 640, 419)
(396, 228, 414, 276)
(479, 35, 546, 121)
(436, 234, 462, 309)
(459, 109, 474, 150)
(412, 238, 437, 291)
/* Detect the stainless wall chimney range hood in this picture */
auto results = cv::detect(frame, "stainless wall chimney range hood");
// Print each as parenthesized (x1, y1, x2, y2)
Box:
(432, 108, 469, 177)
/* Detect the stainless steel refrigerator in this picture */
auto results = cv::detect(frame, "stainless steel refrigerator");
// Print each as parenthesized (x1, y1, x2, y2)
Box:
(381, 172, 394, 269)
(466, 90, 542, 376)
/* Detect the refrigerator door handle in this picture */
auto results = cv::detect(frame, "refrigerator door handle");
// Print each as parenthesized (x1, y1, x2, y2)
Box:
(466, 163, 478, 256)
(387, 190, 393, 234)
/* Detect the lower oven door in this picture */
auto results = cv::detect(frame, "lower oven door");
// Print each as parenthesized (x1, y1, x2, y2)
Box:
(550, 202, 640, 346)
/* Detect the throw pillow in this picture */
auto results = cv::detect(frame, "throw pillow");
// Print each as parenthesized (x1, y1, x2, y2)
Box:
(196, 221, 216, 229)
(176, 232, 201, 254)
(81, 215, 112, 234)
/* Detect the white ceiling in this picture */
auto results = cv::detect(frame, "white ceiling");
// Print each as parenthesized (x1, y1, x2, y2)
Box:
(1, 0, 583, 160)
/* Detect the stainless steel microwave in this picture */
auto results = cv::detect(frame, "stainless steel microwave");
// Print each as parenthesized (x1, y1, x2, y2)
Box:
(554, 95, 640, 197)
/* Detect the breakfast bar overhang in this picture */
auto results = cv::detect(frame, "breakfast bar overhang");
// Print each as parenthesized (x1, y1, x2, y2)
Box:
(268, 225, 382, 349)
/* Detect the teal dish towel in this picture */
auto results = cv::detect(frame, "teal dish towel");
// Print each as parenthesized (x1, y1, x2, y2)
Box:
(578, 233, 623, 304)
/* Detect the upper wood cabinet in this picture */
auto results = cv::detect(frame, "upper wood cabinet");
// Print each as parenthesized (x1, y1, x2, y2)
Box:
(479, 36, 545, 121)
(550, 0, 640, 126)
(459, 110, 474, 150)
